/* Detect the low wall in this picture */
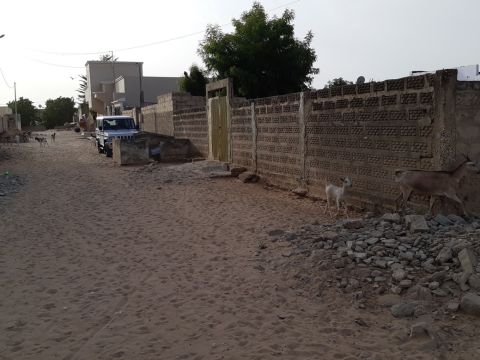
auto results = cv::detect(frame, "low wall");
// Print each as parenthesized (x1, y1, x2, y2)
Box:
(112, 138, 150, 166)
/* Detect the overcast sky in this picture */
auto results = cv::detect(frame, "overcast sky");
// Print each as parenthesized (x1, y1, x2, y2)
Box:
(0, 0, 479, 107)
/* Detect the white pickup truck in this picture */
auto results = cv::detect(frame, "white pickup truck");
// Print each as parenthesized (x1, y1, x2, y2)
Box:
(95, 116, 139, 157)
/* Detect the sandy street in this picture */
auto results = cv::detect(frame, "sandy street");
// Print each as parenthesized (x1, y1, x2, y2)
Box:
(0, 131, 479, 360)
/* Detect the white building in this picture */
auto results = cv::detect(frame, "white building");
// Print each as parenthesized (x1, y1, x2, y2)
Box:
(85, 61, 182, 115)
(410, 64, 480, 81)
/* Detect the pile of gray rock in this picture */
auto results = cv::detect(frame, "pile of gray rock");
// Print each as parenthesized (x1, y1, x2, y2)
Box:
(0, 173, 24, 198)
(269, 213, 480, 317)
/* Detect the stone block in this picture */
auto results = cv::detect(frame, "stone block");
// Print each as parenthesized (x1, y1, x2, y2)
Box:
(458, 248, 477, 274)
(113, 138, 150, 166)
(460, 293, 480, 316)
(405, 215, 429, 233)
(382, 213, 401, 224)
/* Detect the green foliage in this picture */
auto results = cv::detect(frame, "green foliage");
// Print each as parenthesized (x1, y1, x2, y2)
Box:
(179, 65, 208, 96)
(199, 2, 318, 98)
(77, 74, 87, 103)
(7, 97, 37, 127)
(42, 97, 76, 129)
(325, 77, 353, 88)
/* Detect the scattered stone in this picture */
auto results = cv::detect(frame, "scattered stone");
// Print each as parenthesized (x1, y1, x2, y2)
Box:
(460, 293, 480, 316)
(238, 171, 259, 183)
(334, 258, 348, 269)
(392, 269, 407, 282)
(451, 239, 472, 255)
(318, 231, 338, 242)
(366, 237, 379, 246)
(399, 280, 413, 289)
(468, 274, 480, 290)
(436, 246, 453, 264)
(268, 229, 285, 237)
(391, 302, 416, 318)
(354, 252, 368, 260)
(446, 301, 459, 312)
(434, 214, 453, 226)
(405, 215, 430, 233)
(343, 220, 364, 230)
(382, 213, 401, 224)
(431, 289, 448, 297)
(408, 286, 432, 301)
(292, 187, 308, 197)
(409, 322, 433, 339)
(458, 248, 477, 274)
(448, 214, 466, 224)
(378, 294, 402, 307)
(428, 271, 447, 283)
(428, 282, 440, 290)
(230, 166, 247, 177)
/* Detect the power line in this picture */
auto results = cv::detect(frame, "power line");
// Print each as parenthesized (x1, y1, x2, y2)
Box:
(24, 56, 84, 69)
(29, 0, 301, 56)
(0, 67, 14, 89)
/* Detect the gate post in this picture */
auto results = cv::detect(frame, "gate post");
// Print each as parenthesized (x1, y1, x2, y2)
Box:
(206, 78, 233, 162)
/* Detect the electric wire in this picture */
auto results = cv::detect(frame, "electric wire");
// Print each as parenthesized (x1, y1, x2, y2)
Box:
(0, 67, 14, 88)
(29, 0, 301, 57)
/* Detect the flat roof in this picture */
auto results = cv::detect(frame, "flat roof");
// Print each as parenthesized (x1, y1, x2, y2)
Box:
(85, 60, 143, 66)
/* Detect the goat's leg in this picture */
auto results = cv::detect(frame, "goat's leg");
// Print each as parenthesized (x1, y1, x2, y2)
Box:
(428, 196, 436, 215)
(395, 193, 403, 212)
(344, 201, 349, 218)
(335, 198, 341, 217)
(401, 188, 412, 212)
(445, 192, 468, 217)
(328, 198, 334, 217)
(323, 196, 329, 214)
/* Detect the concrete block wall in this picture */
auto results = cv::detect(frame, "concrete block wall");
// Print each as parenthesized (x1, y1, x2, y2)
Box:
(305, 73, 437, 208)
(255, 94, 303, 189)
(140, 92, 205, 137)
(173, 107, 208, 157)
(231, 70, 480, 213)
(455, 81, 480, 214)
(231, 101, 254, 168)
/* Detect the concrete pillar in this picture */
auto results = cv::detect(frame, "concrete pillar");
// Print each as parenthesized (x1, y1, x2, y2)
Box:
(251, 102, 257, 172)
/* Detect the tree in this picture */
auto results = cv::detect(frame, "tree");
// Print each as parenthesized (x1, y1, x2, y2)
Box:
(199, 2, 318, 98)
(42, 97, 76, 129)
(325, 77, 353, 88)
(179, 65, 208, 96)
(76, 74, 87, 103)
(7, 97, 37, 127)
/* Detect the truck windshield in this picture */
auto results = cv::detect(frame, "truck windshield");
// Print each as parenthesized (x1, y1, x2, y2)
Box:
(103, 118, 135, 130)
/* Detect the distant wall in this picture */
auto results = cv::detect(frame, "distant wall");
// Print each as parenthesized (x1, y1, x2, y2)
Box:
(140, 92, 205, 138)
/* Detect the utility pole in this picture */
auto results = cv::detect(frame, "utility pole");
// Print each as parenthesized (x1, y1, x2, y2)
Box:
(14, 81, 18, 130)
(111, 50, 115, 115)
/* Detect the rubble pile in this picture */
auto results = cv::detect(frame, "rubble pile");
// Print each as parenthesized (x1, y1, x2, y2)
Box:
(268, 213, 480, 317)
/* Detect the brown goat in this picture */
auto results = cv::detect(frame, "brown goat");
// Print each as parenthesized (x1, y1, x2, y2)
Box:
(394, 157, 479, 215)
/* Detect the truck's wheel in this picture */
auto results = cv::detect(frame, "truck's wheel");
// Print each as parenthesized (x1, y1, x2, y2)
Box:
(105, 148, 112, 157)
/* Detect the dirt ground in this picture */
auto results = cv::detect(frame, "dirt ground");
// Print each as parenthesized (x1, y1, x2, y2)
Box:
(0, 131, 479, 360)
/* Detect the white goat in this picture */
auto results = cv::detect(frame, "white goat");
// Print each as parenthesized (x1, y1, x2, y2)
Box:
(324, 177, 353, 217)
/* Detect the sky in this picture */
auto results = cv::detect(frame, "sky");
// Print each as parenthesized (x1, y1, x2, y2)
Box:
(1, 0, 479, 107)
